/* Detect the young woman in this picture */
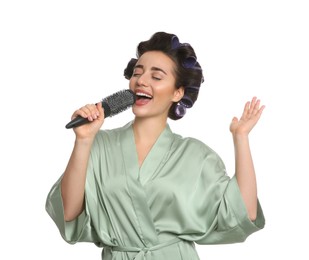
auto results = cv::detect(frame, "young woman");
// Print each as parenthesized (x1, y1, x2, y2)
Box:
(46, 32, 265, 260)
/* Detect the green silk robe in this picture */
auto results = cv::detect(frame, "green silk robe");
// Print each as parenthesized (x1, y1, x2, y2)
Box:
(46, 121, 265, 260)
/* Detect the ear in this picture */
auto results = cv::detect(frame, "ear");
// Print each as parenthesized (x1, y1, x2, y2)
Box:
(172, 87, 184, 102)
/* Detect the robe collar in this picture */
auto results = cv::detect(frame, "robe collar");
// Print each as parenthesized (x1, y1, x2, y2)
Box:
(118, 121, 175, 246)
(120, 121, 175, 186)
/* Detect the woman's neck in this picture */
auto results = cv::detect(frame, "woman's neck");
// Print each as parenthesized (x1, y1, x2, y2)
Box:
(132, 117, 167, 144)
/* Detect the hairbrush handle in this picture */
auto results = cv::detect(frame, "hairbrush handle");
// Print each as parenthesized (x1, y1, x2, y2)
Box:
(65, 89, 135, 129)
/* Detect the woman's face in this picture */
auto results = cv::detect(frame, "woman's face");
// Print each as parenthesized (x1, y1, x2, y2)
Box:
(129, 51, 183, 119)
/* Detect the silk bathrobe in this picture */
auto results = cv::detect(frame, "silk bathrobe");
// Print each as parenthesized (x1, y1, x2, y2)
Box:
(46, 121, 265, 259)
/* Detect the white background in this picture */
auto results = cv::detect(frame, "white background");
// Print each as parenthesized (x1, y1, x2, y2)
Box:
(1, 0, 308, 259)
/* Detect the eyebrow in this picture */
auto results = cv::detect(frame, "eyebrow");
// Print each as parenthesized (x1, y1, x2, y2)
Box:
(134, 64, 167, 75)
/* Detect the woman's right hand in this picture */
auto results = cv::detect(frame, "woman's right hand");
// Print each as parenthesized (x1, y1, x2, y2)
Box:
(71, 102, 105, 140)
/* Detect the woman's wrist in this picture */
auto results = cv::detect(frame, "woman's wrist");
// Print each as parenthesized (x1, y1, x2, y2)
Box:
(74, 136, 95, 147)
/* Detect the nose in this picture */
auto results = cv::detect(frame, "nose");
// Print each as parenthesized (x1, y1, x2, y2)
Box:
(136, 72, 149, 87)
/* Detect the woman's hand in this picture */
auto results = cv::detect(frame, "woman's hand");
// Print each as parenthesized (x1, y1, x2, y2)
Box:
(230, 97, 265, 137)
(71, 102, 105, 140)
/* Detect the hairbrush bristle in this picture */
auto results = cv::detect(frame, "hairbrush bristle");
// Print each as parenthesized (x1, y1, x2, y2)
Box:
(102, 89, 136, 117)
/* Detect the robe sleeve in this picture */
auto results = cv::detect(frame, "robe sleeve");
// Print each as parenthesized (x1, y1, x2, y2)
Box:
(192, 149, 265, 245)
(45, 174, 101, 244)
(45, 133, 109, 245)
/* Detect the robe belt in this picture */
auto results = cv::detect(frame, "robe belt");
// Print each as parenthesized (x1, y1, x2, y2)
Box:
(107, 237, 182, 260)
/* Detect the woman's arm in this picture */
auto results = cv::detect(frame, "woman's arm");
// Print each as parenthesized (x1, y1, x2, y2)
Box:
(230, 97, 265, 221)
(61, 102, 104, 221)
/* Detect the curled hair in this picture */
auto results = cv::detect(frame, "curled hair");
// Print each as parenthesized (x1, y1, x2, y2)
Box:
(124, 32, 204, 120)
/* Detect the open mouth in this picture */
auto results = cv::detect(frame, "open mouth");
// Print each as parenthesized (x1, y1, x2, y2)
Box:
(135, 91, 153, 106)
(135, 92, 153, 100)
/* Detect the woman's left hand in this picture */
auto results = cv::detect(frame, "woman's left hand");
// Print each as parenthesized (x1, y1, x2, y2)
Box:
(230, 97, 265, 136)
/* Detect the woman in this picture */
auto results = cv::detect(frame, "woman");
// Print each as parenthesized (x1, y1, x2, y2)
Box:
(46, 32, 265, 260)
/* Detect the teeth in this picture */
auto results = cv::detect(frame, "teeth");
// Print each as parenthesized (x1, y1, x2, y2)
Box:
(136, 92, 152, 98)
